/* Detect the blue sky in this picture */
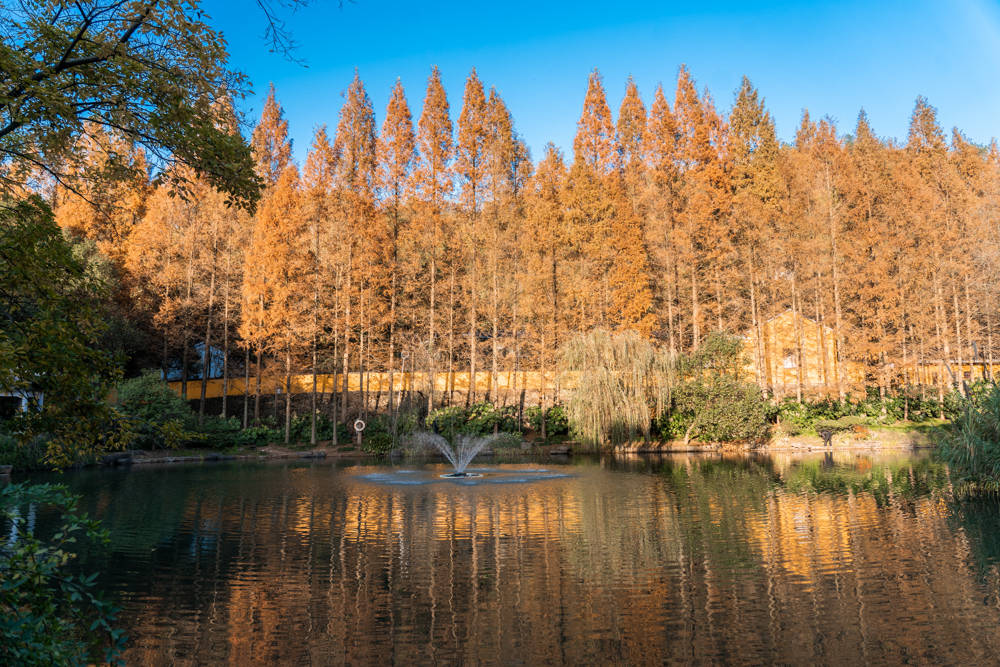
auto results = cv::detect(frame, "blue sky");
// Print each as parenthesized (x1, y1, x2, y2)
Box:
(204, 0, 1000, 163)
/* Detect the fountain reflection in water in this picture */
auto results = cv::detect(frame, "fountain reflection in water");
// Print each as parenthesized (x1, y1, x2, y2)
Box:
(411, 431, 496, 477)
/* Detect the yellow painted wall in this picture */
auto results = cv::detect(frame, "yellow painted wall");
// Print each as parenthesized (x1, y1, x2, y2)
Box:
(168, 370, 571, 400)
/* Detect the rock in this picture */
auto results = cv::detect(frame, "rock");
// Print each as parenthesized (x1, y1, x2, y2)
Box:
(549, 445, 572, 455)
(299, 450, 327, 459)
(101, 452, 133, 466)
(0, 465, 12, 476)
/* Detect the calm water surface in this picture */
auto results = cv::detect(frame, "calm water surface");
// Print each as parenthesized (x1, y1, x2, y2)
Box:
(21, 452, 1000, 665)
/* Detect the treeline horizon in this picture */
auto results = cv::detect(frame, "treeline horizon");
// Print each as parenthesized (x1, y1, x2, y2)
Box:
(48, 64, 1000, 424)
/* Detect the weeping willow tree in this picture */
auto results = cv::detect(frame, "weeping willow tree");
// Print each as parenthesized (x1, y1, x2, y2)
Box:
(560, 329, 674, 447)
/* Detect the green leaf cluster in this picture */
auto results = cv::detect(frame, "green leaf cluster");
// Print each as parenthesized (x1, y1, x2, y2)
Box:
(0, 483, 125, 665)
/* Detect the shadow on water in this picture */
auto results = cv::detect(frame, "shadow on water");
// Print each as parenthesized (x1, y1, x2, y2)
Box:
(11, 451, 1000, 664)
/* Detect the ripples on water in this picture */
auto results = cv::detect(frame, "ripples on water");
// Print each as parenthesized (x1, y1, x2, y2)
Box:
(20, 452, 1000, 664)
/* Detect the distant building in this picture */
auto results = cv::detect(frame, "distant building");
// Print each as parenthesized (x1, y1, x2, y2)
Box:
(742, 310, 859, 397)
(0, 385, 43, 420)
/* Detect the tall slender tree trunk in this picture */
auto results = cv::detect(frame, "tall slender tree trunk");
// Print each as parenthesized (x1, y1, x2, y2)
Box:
(198, 260, 217, 424)
(827, 182, 845, 400)
(952, 281, 964, 392)
(428, 254, 436, 414)
(342, 271, 352, 420)
(448, 269, 456, 405)
(691, 267, 700, 350)
(791, 274, 804, 403)
(243, 348, 250, 428)
(284, 346, 292, 444)
(468, 260, 478, 407)
(221, 270, 231, 420)
(254, 350, 262, 424)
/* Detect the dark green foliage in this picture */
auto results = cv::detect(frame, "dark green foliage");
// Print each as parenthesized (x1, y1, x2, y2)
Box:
(116, 370, 195, 450)
(777, 388, 945, 435)
(662, 333, 772, 445)
(525, 403, 570, 436)
(0, 483, 125, 665)
(665, 375, 772, 444)
(426, 401, 520, 437)
(117, 371, 192, 427)
(937, 382, 1000, 492)
(0, 197, 126, 466)
(361, 432, 394, 454)
(0, 2, 260, 209)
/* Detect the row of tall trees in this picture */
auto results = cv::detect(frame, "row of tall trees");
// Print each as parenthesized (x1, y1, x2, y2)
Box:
(54, 66, 1000, 440)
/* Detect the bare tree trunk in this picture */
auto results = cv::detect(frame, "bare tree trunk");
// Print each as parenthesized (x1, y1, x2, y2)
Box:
(953, 282, 964, 393)
(284, 346, 292, 444)
(243, 348, 250, 428)
(468, 263, 477, 407)
(448, 269, 456, 406)
(428, 254, 436, 415)
(691, 267, 700, 350)
(491, 266, 499, 405)
(221, 264, 231, 420)
(791, 274, 804, 403)
(254, 349, 262, 424)
(198, 260, 217, 424)
(827, 181, 845, 400)
(342, 271, 352, 420)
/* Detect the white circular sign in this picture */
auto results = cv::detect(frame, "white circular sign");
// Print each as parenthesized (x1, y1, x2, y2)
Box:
(353, 419, 366, 433)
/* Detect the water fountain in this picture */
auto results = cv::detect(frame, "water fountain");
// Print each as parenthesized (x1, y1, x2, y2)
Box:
(411, 431, 497, 477)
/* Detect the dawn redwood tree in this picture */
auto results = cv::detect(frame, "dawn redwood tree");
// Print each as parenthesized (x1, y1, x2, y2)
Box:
(455, 69, 489, 404)
(376, 80, 417, 413)
(245, 86, 293, 422)
(302, 125, 337, 443)
(241, 166, 310, 444)
(332, 72, 378, 419)
(413, 66, 454, 411)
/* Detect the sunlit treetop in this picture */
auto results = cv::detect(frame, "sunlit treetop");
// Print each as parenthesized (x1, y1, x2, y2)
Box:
(0, 0, 262, 209)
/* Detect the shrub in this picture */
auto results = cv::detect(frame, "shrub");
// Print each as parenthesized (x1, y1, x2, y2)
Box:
(1, 483, 125, 664)
(666, 377, 771, 444)
(237, 425, 282, 447)
(525, 404, 570, 436)
(658, 333, 772, 445)
(937, 382, 1000, 491)
(361, 432, 394, 454)
(117, 370, 192, 427)
(426, 402, 520, 437)
(0, 430, 47, 469)
(491, 432, 523, 450)
(116, 371, 196, 450)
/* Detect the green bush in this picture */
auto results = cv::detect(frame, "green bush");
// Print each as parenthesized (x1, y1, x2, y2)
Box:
(491, 432, 523, 449)
(426, 401, 519, 437)
(116, 371, 196, 449)
(117, 370, 192, 427)
(361, 432, 394, 454)
(665, 377, 771, 444)
(657, 333, 772, 445)
(938, 382, 1000, 491)
(0, 431, 47, 469)
(525, 404, 570, 436)
(237, 425, 282, 447)
(1, 483, 125, 665)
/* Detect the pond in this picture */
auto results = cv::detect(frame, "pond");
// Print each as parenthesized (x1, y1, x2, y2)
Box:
(20, 451, 1000, 664)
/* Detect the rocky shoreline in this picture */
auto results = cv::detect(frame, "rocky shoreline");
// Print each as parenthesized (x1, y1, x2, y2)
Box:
(615, 426, 936, 454)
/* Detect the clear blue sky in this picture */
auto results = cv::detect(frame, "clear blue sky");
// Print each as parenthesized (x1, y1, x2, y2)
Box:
(204, 0, 1000, 163)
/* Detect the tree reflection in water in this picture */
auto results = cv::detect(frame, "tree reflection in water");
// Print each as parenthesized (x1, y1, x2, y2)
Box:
(33, 453, 1000, 664)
